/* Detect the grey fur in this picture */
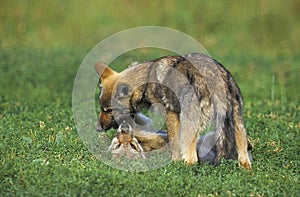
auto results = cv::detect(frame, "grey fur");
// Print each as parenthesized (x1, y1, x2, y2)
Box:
(96, 53, 252, 168)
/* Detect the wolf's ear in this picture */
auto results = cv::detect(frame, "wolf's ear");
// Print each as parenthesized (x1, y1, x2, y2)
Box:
(116, 83, 131, 97)
(94, 62, 117, 80)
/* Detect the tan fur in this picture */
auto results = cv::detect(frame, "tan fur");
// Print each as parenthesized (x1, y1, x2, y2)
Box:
(165, 111, 182, 161)
(95, 62, 118, 81)
(133, 129, 168, 152)
(95, 53, 252, 169)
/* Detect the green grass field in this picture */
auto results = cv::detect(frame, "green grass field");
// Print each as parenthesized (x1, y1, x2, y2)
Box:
(1, 1, 299, 196)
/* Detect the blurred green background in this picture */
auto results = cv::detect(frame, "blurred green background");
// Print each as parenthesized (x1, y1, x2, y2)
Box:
(1, 0, 299, 53)
(0, 1, 299, 196)
(0, 0, 299, 103)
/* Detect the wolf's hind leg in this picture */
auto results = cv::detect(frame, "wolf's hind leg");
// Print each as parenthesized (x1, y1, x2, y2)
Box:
(235, 126, 251, 169)
(234, 114, 251, 170)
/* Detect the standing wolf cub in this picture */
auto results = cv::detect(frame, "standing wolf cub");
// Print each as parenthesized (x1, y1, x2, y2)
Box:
(95, 53, 252, 169)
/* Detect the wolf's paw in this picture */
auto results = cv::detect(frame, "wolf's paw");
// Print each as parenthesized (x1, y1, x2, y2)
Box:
(183, 152, 198, 165)
(171, 152, 182, 161)
(184, 158, 198, 165)
(238, 155, 252, 170)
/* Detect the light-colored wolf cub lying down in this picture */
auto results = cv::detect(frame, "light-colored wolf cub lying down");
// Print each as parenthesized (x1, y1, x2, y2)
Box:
(109, 121, 253, 165)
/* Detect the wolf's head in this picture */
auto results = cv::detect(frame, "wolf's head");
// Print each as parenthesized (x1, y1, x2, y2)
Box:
(94, 62, 133, 131)
(95, 62, 155, 132)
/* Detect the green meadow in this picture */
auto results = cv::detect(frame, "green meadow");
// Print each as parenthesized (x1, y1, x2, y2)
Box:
(0, 1, 299, 196)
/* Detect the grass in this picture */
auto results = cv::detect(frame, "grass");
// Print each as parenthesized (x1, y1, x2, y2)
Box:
(1, 0, 300, 196)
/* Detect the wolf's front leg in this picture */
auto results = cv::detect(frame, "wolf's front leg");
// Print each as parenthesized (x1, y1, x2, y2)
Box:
(166, 111, 182, 161)
(181, 135, 198, 165)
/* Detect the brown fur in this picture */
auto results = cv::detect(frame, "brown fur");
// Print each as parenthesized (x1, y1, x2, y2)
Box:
(95, 53, 252, 169)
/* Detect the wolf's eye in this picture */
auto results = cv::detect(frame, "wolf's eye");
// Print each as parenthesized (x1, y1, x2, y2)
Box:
(101, 105, 112, 112)
(102, 107, 112, 113)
